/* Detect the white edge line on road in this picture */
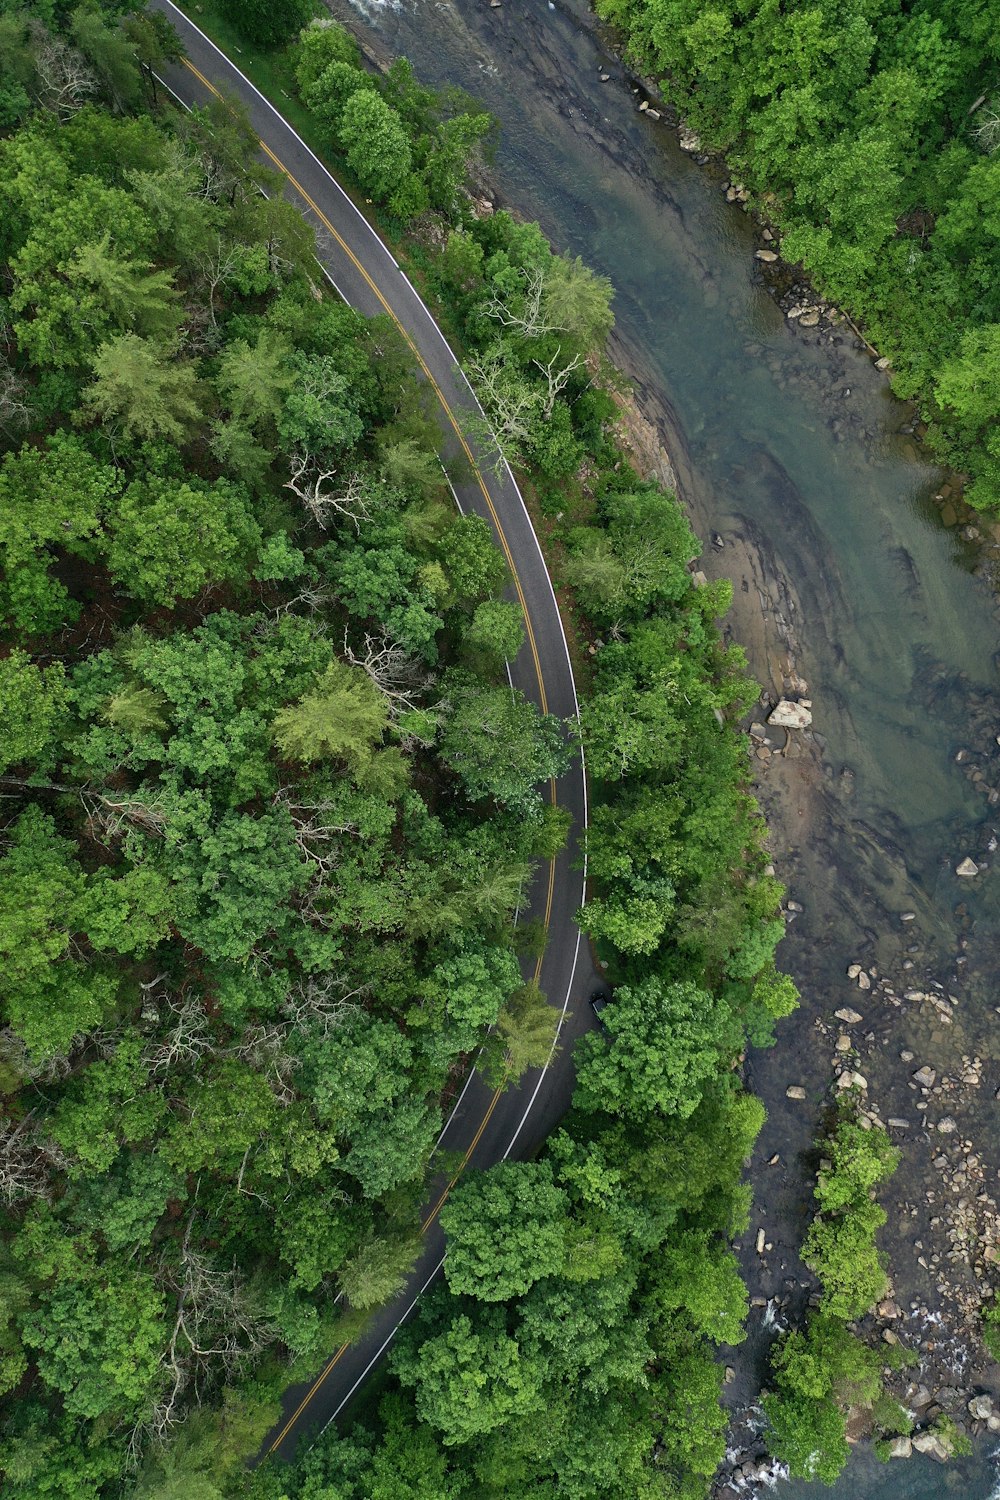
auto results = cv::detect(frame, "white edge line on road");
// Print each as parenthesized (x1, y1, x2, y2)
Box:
(319, 1255, 447, 1434)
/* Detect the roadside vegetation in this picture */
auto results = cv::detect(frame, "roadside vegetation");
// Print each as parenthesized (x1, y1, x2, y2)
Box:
(0, 5, 804, 1498)
(257, 16, 798, 1500)
(594, 0, 1000, 511)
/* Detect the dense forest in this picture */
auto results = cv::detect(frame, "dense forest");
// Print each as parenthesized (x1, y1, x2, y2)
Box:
(595, 0, 1000, 510)
(0, 3, 903, 1496)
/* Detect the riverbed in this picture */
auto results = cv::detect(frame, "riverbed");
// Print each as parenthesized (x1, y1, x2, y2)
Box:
(329, 0, 1000, 1490)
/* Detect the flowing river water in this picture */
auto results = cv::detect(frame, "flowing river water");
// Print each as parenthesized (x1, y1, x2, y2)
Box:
(326, 0, 1000, 1491)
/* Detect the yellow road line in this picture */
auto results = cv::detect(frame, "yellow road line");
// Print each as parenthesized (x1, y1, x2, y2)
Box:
(176, 58, 571, 1453)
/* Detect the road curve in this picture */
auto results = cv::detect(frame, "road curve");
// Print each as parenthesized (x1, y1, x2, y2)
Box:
(149, 1, 595, 1463)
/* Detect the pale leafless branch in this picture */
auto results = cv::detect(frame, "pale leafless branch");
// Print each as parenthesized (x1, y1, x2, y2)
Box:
(481, 265, 567, 339)
(31, 24, 97, 120)
(532, 347, 587, 419)
(281, 974, 366, 1037)
(342, 631, 432, 718)
(284, 454, 372, 531)
(464, 349, 542, 455)
(145, 994, 215, 1076)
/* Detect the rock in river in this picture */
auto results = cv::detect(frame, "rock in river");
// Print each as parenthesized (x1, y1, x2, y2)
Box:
(767, 699, 813, 730)
(956, 856, 979, 877)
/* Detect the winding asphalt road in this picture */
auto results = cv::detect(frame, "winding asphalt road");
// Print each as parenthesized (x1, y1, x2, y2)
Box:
(149, 1, 595, 1463)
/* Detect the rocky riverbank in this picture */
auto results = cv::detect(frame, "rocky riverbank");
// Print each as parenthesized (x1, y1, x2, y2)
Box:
(618, 377, 1000, 1492)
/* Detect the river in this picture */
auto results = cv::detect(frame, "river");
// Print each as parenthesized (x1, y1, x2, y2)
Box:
(328, 0, 1000, 1492)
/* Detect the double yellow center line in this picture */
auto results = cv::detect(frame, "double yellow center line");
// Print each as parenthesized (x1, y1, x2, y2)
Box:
(175, 57, 561, 1452)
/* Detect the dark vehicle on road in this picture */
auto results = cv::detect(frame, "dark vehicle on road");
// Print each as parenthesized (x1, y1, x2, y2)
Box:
(589, 988, 612, 1030)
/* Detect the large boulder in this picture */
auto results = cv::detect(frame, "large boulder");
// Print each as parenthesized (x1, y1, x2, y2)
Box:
(767, 699, 813, 730)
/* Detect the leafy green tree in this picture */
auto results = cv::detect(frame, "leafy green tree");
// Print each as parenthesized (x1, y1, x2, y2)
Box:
(138, 788, 303, 958)
(0, 807, 117, 1058)
(339, 90, 413, 206)
(463, 598, 525, 675)
(0, 653, 68, 772)
(543, 253, 615, 348)
(9, 180, 156, 368)
(81, 333, 203, 442)
(439, 681, 569, 811)
(272, 659, 389, 769)
(20, 1267, 166, 1420)
(106, 475, 261, 606)
(393, 1305, 543, 1446)
(763, 1315, 883, 1483)
(649, 1231, 747, 1346)
(802, 1196, 891, 1319)
(815, 1121, 900, 1214)
(440, 1161, 568, 1301)
(575, 976, 740, 1120)
(49, 1034, 165, 1176)
(437, 513, 507, 605)
(295, 19, 362, 95)
(338, 1234, 422, 1310)
(762, 1390, 849, 1485)
(219, 0, 314, 47)
(278, 351, 364, 453)
(70, 5, 144, 111)
(479, 979, 560, 1087)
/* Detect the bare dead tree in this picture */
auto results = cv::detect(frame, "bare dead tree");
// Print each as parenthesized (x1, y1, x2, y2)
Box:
(82, 788, 169, 843)
(197, 237, 244, 327)
(30, 24, 97, 121)
(141, 1208, 277, 1453)
(274, 787, 363, 875)
(146, 994, 215, 1076)
(464, 348, 542, 458)
(278, 582, 332, 616)
(227, 1021, 297, 1106)
(284, 454, 372, 531)
(532, 347, 588, 419)
(970, 97, 1000, 154)
(481, 264, 567, 339)
(0, 1114, 56, 1205)
(281, 974, 366, 1037)
(342, 631, 432, 718)
(0, 359, 32, 439)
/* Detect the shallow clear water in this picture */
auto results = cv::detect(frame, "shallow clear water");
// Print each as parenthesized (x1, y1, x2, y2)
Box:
(781, 1442, 999, 1500)
(330, 0, 1000, 1493)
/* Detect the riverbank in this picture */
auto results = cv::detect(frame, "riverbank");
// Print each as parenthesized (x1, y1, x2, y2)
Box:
(619, 303, 1000, 1490)
(325, 0, 1000, 1484)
